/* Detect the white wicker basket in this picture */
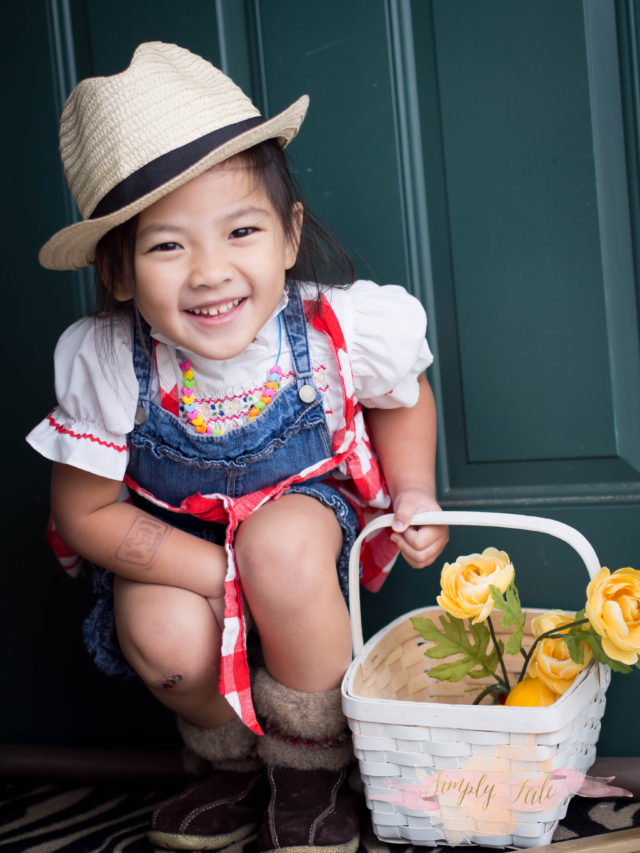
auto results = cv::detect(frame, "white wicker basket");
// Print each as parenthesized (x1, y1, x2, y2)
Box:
(341, 511, 611, 848)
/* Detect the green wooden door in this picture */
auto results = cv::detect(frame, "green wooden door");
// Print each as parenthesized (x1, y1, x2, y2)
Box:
(4, 0, 639, 756)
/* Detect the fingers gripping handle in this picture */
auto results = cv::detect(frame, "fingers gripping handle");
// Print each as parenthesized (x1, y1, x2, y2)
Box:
(348, 510, 602, 656)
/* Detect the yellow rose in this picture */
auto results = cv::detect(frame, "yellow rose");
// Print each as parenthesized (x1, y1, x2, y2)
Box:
(585, 567, 640, 665)
(527, 611, 592, 695)
(437, 547, 514, 624)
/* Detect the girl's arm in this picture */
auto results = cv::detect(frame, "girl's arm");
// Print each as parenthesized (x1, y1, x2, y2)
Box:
(51, 462, 228, 599)
(363, 374, 449, 568)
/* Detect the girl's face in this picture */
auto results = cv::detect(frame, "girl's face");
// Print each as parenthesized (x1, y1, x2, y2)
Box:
(129, 162, 301, 360)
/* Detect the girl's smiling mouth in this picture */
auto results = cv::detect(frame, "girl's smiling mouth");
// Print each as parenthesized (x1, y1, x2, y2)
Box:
(186, 297, 245, 318)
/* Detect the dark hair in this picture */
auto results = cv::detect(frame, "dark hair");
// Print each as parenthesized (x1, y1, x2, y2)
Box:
(237, 139, 355, 289)
(93, 138, 354, 317)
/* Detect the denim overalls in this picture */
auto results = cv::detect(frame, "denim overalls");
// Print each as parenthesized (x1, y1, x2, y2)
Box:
(84, 286, 359, 684)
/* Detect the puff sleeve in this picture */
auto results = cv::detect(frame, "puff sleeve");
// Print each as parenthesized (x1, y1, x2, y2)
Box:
(325, 280, 433, 408)
(26, 315, 137, 480)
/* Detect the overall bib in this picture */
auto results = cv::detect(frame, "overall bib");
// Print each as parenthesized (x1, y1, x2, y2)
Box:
(85, 286, 362, 732)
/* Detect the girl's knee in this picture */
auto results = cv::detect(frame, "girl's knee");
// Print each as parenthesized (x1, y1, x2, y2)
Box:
(127, 621, 220, 692)
(235, 498, 343, 604)
(238, 527, 306, 581)
(114, 582, 220, 690)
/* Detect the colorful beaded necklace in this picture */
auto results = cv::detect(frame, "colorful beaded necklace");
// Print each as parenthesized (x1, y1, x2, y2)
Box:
(178, 315, 283, 435)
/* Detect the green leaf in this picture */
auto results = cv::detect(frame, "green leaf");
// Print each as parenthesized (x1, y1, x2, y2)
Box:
(567, 608, 636, 673)
(489, 582, 525, 655)
(469, 619, 492, 657)
(410, 613, 499, 684)
(485, 643, 503, 675)
(427, 658, 478, 681)
(580, 629, 633, 674)
(411, 615, 465, 659)
(557, 610, 633, 673)
(564, 632, 585, 665)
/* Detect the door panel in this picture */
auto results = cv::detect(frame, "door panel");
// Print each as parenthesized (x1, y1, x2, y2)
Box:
(434, 1, 615, 464)
(413, 0, 640, 497)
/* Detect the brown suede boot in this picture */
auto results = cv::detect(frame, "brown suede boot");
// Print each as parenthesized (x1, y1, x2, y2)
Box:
(148, 716, 268, 851)
(253, 669, 360, 853)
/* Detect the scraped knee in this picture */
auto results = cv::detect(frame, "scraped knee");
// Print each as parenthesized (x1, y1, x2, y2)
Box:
(113, 579, 221, 691)
(158, 673, 184, 690)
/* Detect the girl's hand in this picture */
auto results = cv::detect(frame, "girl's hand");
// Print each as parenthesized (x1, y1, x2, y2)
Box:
(389, 490, 449, 569)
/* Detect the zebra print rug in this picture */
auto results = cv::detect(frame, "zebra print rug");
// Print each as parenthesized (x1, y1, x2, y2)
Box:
(1, 779, 639, 852)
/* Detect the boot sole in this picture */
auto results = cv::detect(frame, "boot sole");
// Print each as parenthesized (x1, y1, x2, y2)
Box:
(148, 822, 257, 850)
(259, 835, 359, 853)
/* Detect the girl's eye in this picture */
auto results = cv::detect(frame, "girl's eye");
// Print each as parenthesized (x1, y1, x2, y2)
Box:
(150, 241, 181, 252)
(230, 227, 257, 239)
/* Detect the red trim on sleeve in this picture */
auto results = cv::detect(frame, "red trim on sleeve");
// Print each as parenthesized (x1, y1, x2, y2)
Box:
(46, 411, 128, 452)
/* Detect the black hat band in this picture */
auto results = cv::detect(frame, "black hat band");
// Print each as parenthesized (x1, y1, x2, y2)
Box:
(89, 115, 266, 219)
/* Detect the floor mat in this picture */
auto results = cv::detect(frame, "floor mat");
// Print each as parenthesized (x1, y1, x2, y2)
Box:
(0, 780, 639, 852)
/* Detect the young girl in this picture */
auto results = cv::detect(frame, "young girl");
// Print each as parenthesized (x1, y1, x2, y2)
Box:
(28, 42, 448, 852)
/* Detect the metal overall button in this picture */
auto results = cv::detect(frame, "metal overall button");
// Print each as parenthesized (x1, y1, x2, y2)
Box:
(134, 405, 148, 425)
(298, 384, 316, 404)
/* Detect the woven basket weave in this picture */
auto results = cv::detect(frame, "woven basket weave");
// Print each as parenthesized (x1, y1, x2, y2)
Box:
(341, 511, 611, 848)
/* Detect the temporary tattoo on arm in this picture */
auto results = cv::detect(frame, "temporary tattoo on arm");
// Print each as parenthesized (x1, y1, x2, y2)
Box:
(115, 515, 170, 568)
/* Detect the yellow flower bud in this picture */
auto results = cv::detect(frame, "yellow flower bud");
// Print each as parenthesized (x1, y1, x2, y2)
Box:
(527, 610, 591, 694)
(437, 547, 514, 624)
(585, 567, 640, 665)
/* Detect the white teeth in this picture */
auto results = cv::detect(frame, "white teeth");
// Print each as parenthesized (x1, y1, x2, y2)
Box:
(191, 298, 241, 317)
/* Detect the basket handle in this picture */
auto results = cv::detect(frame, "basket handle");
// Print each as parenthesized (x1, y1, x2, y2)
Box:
(348, 510, 602, 656)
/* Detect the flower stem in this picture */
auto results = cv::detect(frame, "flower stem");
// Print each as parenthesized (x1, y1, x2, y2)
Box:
(487, 614, 510, 691)
(517, 617, 590, 682)
(473, 683, 508, 705)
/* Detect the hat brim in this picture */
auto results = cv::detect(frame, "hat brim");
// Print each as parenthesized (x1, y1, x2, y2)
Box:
(39, 95, 309, 271)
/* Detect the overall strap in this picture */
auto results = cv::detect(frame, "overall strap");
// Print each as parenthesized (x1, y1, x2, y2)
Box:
(281, 282, 315, 394)
(131, 316, 154, 424)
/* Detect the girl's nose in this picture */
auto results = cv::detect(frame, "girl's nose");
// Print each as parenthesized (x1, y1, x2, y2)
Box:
(187, 245, 233, 288)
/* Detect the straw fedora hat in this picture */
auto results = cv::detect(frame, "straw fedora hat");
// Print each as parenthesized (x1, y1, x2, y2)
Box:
(39, 42, 309, 271)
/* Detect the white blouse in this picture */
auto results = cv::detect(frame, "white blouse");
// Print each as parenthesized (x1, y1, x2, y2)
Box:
(26, 280, 433, 482)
